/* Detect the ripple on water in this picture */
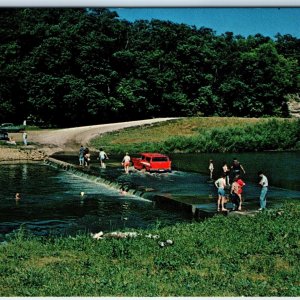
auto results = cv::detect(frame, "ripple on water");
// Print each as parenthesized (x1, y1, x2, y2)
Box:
(0, 163, 190, 238)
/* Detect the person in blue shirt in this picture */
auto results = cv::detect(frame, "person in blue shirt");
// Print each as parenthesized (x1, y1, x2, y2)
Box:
(79, 145, 85, 166)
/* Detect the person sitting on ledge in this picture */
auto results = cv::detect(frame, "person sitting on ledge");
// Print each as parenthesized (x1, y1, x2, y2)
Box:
(7, 137, 16, 145)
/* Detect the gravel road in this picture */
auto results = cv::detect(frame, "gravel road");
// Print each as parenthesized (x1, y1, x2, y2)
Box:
(28, 118, 177, 155)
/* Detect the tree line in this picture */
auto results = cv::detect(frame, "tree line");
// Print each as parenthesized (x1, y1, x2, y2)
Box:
(1, 8, 300, 127)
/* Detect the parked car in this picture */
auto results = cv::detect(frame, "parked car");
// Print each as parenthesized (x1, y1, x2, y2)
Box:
(132, 153, 172, 172)
(0, 123, 25, 133)
(0, 130, 9, 141)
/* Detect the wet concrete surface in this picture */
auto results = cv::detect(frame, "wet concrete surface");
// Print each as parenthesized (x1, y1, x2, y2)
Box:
(50, 153, 300, 216)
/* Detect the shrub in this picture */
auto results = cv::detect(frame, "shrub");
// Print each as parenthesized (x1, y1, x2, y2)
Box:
(161, 118, 300, 153)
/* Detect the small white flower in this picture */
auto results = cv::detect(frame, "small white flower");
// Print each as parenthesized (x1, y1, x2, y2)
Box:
(127, 232, 138, 238)
(92, 231, 104, 240)
(158, 241, 165, 247)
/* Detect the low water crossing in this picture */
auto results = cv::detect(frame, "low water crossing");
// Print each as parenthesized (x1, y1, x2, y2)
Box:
(0, 151, 299, 240)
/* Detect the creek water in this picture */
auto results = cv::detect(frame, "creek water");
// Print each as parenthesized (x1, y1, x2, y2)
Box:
(0, 162, 191, 241)
(0, 151, 299, 240)
(171, 151, 300, 192)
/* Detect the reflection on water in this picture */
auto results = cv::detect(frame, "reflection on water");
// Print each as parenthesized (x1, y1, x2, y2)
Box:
(21, 164, 28, 180)
(0, 163, 191, 240)
(53, 151, 300, 191)
(171, 151, 300, 191)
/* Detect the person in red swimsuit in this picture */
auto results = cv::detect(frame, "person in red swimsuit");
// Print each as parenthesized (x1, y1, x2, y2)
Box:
(235, 175, 245, 210)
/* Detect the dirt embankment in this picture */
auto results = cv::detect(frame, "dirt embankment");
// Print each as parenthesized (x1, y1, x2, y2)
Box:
(0, 118, 177, 161)
(288, 99, 300, 118)
(0, 147, 45, 162)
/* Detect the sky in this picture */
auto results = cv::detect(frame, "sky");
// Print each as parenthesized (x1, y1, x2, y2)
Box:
(110, 8, 300, 38)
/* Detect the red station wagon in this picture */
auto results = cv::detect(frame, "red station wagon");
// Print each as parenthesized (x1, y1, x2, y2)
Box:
(132, 153, 172, 172)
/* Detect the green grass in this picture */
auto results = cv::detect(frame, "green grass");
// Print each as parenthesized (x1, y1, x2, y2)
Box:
(1, 202, 299, 296)
(91, 117, 263, 146)
(90, 117, 299, 154)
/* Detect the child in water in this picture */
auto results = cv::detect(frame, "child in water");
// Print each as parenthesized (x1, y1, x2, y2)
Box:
(208, 159, 214, 180)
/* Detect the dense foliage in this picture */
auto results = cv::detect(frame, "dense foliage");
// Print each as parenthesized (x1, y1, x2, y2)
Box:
(0, 202, 299, 296)
(91, 117, 300, 153)
(1, 8, 300, 127)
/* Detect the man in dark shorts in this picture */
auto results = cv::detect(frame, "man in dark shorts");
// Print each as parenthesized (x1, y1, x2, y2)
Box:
(230, 158, 246, 182)
(230, 177, 241, 211)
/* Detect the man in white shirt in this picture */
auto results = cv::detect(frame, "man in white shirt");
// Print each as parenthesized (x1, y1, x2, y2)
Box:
(98, 148, 109, 168)
(258, 171, 268, 210)
(22, 131, 27, 146)
(122, 152, 131, 174)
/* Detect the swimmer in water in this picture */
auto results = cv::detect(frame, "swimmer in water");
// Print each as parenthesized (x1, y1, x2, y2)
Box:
(120, 187, 127, 195)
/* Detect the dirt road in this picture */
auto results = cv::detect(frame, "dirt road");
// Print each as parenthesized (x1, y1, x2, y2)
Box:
(28, 118, 177, 155)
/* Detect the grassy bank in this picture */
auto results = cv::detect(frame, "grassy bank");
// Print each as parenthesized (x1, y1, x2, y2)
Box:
(1, 202, 299, 296)
(90, 117, 300, 154)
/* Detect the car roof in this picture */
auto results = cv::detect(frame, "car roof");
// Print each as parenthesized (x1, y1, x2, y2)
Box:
(140, 153, 169, 158)
(1, 123, 14, 126)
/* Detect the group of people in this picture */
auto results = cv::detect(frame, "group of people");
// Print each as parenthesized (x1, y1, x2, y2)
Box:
(79, 145, 92, 167)
(5, 132, 27, 146)
(212, 158, 268, 212)
(215, 172, 245, 212)
(79, 145, 109, 168)
(78, 146, 131, 174)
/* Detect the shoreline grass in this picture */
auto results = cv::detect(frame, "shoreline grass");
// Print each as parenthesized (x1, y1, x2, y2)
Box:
(90, 117, 300, 154)
(0, 202, 299, 296)
(91, 117, 264, 147)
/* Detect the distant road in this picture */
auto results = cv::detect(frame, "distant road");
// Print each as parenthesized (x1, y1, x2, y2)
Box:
(29, 118, 178, 155)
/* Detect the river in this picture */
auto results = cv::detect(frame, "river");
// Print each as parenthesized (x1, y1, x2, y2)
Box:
(0, 151, 299, 240)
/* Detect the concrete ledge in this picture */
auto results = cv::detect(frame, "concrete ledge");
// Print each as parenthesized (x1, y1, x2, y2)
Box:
(44, 157, 261, 219)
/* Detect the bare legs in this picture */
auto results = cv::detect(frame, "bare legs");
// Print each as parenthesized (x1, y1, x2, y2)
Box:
(217, 195, 228, 211)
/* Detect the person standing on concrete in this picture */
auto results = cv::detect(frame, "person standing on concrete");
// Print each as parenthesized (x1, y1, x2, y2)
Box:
(235, 175, 246, 211)
(230, 158, 246, 181)
(258, 171, 268, 211)
(22, 131, 28, 146)
(214, 173, 228, 212)
(98, 148, 109, 168)
(84, 147, 91, 167)
(122, 152, 131, 174)
(208, 159, 214, 180)
(230, 177, 240, 211)
(79, 145, 85, 166)
(222, 161, 230, 185)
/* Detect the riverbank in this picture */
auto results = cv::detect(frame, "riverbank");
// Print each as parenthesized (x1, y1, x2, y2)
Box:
(90, 117, 300, 154)
(0, 146, 46, 162)
(1, 201, 299, 296)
